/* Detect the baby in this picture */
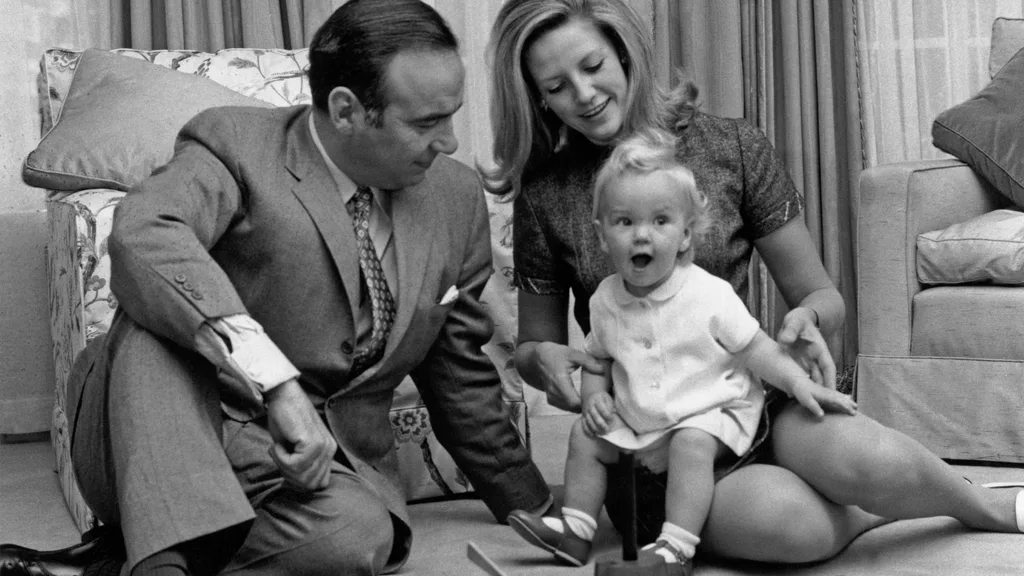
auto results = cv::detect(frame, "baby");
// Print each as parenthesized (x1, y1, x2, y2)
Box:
(507, 130, 858, 574)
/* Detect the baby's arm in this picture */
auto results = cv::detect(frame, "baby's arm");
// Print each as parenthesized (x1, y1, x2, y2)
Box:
(580, 358, 619, 436)
(738, 331, 857, 418)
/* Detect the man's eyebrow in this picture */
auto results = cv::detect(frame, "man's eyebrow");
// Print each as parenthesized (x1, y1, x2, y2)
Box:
(411, 102, 464, 122)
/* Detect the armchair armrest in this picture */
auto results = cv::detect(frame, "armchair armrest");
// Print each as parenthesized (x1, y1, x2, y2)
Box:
(856, 159, 1010, 356)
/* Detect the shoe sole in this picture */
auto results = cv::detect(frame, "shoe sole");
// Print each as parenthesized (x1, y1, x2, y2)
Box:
(507, 516, 585, 567)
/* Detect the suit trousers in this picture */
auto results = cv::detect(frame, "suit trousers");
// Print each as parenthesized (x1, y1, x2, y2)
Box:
(69, 313, 398, 575)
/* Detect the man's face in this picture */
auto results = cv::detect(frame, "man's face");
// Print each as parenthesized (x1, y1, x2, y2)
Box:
(350, 49, 465, 190)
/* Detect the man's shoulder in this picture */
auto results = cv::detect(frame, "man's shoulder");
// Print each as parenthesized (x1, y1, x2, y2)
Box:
(182, 105, 306, 142)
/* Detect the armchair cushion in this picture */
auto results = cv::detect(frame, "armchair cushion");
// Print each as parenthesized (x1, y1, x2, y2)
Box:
(23, 49, 273, 193)
(932, 46, 1024, 208)
(917, 208, 1024, 285)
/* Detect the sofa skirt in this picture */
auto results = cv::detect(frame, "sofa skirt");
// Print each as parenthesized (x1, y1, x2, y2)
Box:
(856, 354, 1024, 464)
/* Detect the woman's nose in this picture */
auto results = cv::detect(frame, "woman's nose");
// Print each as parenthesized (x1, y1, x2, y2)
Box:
(572, 78, 596, 104)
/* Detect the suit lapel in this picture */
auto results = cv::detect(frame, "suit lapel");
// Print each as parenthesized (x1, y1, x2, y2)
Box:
(284, 109, 362, 317)
(379, 183, 435, 364)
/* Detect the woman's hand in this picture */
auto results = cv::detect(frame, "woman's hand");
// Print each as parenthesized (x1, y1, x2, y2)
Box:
(518, 341, 604, 413)
(582, 391, 617, 437)
(776, 306, 837, 389)
(788, 376, 858, 418)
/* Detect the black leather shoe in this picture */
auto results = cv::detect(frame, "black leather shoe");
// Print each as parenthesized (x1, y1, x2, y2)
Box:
(0, 526, 123, 576)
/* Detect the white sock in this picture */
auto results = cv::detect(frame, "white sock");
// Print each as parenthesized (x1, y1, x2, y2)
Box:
(541, 507, 597, 541)
(644, 521, 700, 562)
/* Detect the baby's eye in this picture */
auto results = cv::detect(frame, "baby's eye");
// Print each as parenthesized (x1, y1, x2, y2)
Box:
(615, 217, 631, 226)
(655, 216, 669, 225)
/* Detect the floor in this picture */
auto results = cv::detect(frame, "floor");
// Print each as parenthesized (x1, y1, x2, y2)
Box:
(3, 417, 1024, 576)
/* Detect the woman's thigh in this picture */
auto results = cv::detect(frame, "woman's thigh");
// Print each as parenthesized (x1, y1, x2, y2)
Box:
(702, 463, 884, 563)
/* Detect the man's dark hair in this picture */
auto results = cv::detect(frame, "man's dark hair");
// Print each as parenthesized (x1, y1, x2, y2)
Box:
(308, 0, 459, 125)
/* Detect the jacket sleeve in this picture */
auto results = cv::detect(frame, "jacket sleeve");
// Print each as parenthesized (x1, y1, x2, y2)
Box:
(409, 184, 550, 523)
(108, 111, 251, 350)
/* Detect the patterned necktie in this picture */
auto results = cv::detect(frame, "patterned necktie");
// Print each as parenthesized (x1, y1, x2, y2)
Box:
(346, 186, 396, 374)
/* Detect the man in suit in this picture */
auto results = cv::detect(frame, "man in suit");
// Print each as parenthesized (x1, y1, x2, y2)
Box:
(0, 1, 551, 575)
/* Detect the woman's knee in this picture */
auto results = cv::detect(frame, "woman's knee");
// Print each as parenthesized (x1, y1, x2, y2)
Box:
(703, 465, 850, 563)
(772, 405, 914, 505)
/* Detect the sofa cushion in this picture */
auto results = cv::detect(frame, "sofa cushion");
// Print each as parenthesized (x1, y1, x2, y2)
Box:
(932, 47, 1024, 207)
(917, 209, 1024, 285)
(991, 17, 1024, 78)
(23, 49, 275, 193)
(911, 284, 1024, 360)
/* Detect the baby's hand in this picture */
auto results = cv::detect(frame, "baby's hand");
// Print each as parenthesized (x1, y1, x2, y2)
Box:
(789, 378, 858, 418)
(582, 391, 617, 437)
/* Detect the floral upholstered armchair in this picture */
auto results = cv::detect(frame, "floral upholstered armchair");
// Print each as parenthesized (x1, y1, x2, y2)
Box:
(28, 47, 528, 533)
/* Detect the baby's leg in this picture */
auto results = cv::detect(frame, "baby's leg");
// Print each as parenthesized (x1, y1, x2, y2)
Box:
(564, 416, 621, 520)
(650, 428, 728, 564)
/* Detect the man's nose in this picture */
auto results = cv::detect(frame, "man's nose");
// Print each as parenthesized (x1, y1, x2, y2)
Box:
(431, 120, 459, 155)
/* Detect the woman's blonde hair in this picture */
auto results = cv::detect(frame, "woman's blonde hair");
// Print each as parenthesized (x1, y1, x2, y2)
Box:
(592, 129, 709, 258)
(482, 0, 698, 199)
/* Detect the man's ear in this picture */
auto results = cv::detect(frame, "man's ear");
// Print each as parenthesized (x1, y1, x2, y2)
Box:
(327, 86, 361, 133)
(593, 219, 610, 253)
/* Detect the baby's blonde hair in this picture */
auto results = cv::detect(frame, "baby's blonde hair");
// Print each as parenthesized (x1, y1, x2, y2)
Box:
(592, 129, 709, 257)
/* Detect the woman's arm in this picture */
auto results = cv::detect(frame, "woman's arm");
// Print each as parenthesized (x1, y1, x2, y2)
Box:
(514, 290, 602, 412)
(754, 217, 844, 387)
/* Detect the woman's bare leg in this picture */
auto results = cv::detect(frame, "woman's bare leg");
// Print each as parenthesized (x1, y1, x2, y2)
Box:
(701, 463, 888, 562)
(771, 402, 1020, 532)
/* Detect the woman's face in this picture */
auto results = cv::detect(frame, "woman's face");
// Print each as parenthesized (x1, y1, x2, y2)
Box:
(525, 18, 629, 145)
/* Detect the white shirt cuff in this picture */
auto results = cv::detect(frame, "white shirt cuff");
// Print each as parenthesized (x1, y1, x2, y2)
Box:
(194, 315, 301, 399)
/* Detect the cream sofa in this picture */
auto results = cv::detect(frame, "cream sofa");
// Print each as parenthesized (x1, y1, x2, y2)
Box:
(855, 20, 1024, 464)
(856, 160, 1024, 463)
(29, 47, 529, 534)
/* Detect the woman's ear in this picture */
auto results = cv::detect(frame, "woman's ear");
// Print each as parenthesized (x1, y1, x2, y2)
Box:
(593, 219, 610, 253)
(327, 86, 361, 133)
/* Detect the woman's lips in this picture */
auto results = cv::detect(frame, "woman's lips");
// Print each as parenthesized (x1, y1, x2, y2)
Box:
(581, 99, 609, 119)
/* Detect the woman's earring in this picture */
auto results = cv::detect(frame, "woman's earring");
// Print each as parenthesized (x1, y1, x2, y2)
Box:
(539, 99, 548, 111)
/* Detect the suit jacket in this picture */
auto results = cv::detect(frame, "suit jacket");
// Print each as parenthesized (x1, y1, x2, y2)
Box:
(82, 104, 547, 563)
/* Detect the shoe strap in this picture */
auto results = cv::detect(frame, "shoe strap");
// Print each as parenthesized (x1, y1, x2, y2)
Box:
(645, 538, 688, 565)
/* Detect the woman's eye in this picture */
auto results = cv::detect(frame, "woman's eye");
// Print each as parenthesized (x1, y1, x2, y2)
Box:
(545, 84, 564, 94)
(584, 59, 604, 73)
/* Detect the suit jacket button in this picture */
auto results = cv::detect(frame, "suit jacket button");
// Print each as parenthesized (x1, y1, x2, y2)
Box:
(341, 341, 353, 354)
(174, 273, 187, 283)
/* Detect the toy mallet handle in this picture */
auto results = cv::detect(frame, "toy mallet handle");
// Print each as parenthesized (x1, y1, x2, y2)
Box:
(620, 451, 637, 561)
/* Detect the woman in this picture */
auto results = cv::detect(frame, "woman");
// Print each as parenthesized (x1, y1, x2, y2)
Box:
(483, 0, 1024, 564)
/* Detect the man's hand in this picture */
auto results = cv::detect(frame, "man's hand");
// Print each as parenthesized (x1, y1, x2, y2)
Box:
(777, 307, 837, 389)
(264, 379, 337, 492)
(527, 342, 604, 413)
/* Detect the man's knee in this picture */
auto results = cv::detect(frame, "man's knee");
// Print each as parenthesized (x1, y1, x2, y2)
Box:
(228, 479, 397, 576)
(300, 501, 395, 575)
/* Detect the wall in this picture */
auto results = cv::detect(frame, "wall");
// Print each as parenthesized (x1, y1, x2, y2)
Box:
(0, 0, 106, 435)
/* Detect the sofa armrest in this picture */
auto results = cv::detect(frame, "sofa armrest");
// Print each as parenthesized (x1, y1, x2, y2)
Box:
(857, 159, 1011, 356)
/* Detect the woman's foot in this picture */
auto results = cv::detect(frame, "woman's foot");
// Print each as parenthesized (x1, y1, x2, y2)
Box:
(980, 482, 1024, 533)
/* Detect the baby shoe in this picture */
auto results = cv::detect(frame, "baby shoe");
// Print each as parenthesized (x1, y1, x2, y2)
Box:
(640, 538, 695, 576)
(507, 509, 592, 567)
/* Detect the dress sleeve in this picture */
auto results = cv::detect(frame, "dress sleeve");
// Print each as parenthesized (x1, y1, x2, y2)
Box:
(512, 185, 569, 295)
(710, 277, 762, 353)
(736, 120, 805, 239)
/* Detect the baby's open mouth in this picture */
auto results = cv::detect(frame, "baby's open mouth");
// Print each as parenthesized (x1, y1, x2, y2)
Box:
(630, 254, 653, 267)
